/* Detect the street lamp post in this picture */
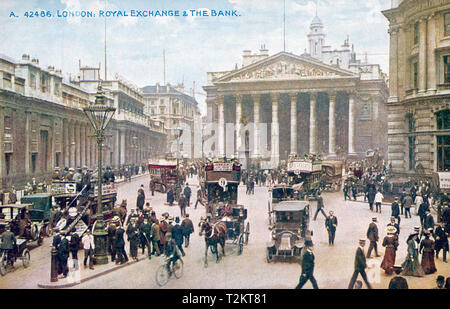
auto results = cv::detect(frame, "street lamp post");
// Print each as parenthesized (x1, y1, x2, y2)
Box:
(175, 128, 183, 168)
(83, 82, 116, 265)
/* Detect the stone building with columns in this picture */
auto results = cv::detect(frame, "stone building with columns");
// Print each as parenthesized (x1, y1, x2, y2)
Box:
(141, 83, 201, 159)
(383, 0, 450, 177)
(204, 16, 389, 168)
(0, 53, 167, 189)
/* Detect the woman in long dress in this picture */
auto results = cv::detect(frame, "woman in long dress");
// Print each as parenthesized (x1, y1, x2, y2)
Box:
(401, 232, 425, 277)
(420, 229, 437, 274)
(381, 226, 399, 275)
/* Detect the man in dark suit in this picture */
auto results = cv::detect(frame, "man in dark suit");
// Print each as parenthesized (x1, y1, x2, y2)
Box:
(295, 240, 318, 289)
(348, 239, 372, 289)
(313, 192, 326, 221)
(366, 217, 380, 258)
(136, 187, 145, 212)
(325, 211, 338, 245)
(171, 217, 185, 256)
(0, 224, 16, 267)
(391, 197, 401, 226)
(57, 235, 70, 278)
(114, 225, 128, 264)
(423, 209, 434, 231)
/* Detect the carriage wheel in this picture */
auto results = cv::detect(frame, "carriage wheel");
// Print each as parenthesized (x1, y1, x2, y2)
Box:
(45, 224, 53, 237)
(173, 259, 184, 279)
(237, 235, 244, 255)
(22, 249, 30, 268)
(160, 184, 167, 194)
(0, 253, 7, 276)
(244, 222, 250, 245)
(156, 265, 169, 286)
(30, 224, 39, 241)
(266, 249, 273, 263)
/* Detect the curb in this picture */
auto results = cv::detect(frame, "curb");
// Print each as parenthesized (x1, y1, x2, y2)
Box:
(343, 199, 392, 206)
(37, 256, 147, 289)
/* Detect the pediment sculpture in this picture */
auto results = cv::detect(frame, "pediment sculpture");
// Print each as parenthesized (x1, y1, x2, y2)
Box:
(227, 60, 339, 81)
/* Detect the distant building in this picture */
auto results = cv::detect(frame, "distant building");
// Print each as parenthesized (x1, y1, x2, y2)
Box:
(0, 53, 167, 189)
(141, 83, 201, 159)
(204, 14, 388, 167)
(383, 0, 450, 177)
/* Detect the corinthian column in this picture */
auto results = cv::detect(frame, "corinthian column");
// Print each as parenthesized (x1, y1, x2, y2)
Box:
(290, 92, 298, 155)
(217, 96, 225, 157)
(418, 17, 427, 94)
(427, 14, 437, 93)
(328, 92, 337, 157)
(235, 94, 242, 157)
(348, 92, 356, 155)
(252, 94, 260, 158)
(309, 92, 317, 154)
(388, 27, 399, 103)
(271, 93, 280, 165)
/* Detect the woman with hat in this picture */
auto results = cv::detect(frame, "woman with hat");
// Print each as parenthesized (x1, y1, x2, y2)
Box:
(380, 226, 399, 275)
(400, 228, 425, 277)
(419, 229, 437, 274)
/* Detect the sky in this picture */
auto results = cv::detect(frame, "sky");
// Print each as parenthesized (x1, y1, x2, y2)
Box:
(0, 0, 392, 114)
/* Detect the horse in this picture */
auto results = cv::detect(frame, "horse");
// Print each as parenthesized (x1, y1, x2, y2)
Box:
(198, 218, 227, 267)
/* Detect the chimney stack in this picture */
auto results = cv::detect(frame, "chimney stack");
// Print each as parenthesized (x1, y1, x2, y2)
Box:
(259, 44, 268, 56)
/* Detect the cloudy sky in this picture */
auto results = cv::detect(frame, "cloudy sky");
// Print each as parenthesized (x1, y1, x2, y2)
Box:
(0, 0, 391, 114)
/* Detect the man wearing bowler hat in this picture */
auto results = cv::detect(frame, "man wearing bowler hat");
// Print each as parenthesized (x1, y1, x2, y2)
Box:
(348, 239, 372, 289)
(295, 240, 318, 289)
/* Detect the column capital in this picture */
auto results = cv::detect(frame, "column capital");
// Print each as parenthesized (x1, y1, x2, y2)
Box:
(269, 92, 281, 101)
(388, 27, 399, 35)
(309, 92, 318, 100)
(235, 93, 244, 103)
(251, 93, 261, 101)
(216, 94, 225, 102)
(328, 91, 337, 100)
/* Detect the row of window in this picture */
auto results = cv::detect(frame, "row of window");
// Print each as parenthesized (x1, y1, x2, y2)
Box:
(408, 110, 450, 172)
(410, 55, 450, 87)
(413, 12, 450, 45)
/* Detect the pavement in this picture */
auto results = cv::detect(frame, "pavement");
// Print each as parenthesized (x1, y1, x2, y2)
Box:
(36, 172, 151, 289)
(1, 173, 449, 289)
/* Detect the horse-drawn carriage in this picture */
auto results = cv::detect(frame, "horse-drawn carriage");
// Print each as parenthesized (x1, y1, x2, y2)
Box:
(199, 159, 250, 266)
(266, 200, 312, 263)
(148, 159, 179, 193)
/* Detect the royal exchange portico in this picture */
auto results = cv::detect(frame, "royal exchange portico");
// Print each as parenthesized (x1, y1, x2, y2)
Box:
(204, 51, 388, 167)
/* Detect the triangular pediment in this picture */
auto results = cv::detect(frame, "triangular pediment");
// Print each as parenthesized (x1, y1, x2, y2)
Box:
(214, 52, 356, 83)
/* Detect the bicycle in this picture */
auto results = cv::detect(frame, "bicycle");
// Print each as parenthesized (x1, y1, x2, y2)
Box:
(155, 256, 184, 286)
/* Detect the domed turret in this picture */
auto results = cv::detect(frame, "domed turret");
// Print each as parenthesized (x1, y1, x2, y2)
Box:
(307, 14, 325, 61)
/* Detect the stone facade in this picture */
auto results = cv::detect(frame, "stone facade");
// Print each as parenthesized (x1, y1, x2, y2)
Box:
(0, 54, 167, 189)
(204, 16, 389, 167)
(383, 0, 450, 177)
(141, 83, 201, 159)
